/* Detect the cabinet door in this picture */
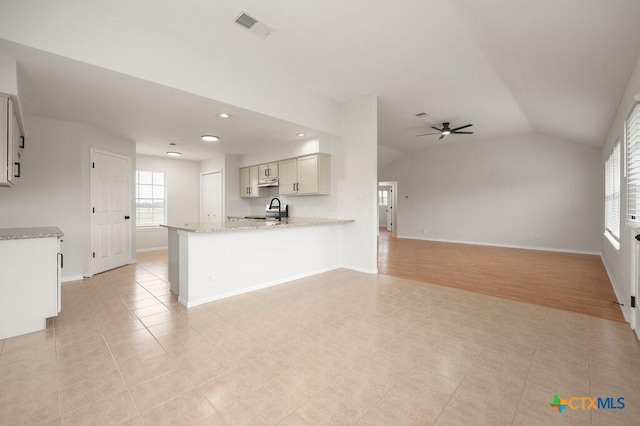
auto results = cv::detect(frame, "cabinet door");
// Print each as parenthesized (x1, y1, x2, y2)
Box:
(297, 155, 319, 194)
(278, 159, 297, 195)
(0, 97, 6, 185)
(268, 162, 278, 178)
(248, 165, 260, 197)
(258, 164, 269, 179)
(6, 100, 17, 185)
(239, 167, 250, 197)
(10, 107, 20, 182)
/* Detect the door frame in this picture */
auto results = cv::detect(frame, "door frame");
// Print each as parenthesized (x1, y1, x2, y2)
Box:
(378, 180, 398, 233)
(200, 169, 224, 222)
(89, 148, 133, 276)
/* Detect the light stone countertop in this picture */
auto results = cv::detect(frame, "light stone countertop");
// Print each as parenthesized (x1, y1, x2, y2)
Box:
(161, 217, 354, 233)
(0, 226, 64, 240)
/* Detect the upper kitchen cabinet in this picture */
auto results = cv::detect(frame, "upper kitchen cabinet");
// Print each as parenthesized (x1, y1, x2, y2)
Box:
(279, 154, 330, 196)
(258, 162, 278, 179)
(0, 95, 23, 187)
(239, 165, 261, 198)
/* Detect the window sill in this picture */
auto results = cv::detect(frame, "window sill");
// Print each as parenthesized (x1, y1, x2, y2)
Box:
(136, 226, 167, 232)
(604, 231, 620, 251)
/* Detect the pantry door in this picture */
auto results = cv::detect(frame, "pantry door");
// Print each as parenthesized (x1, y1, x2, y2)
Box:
(90, 149, 132, 275)
(200, 170, 223, 223)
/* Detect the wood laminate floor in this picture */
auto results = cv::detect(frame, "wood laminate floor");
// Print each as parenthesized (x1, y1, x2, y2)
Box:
(377, 229, 625, 322)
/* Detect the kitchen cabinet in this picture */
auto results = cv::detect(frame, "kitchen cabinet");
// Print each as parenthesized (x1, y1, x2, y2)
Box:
(279, 154, 330, 196)
(258, 162, 278, 179)
(239, 165, 261, 198)
(0, 227, 63, 340)
(0, 95, 23, 187)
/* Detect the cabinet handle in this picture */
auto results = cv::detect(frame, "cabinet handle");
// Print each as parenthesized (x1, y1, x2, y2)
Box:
(293, 183, 296, 192)
(14, 162, 20, 178)
(60, 253, 64, 269)
(19, 136, 25, 149)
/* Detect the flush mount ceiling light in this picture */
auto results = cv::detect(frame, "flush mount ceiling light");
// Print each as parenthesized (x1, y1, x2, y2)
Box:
(201, 135, 219, 142)
(296, 133, 305, 137)
(219, 113, 231, 119)
(166, 151, 182, 157)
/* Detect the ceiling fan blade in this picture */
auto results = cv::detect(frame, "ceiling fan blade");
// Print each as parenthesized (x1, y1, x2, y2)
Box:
(416, 131, 441, 137)
(451, 124, 473, 132)
(431, 126, 443, 132)
(439, 135, 445, 140)
(451, 131, 474, 134)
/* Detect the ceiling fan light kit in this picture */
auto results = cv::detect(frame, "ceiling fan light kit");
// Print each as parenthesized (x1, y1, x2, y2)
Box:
(417, 122, 474, 139)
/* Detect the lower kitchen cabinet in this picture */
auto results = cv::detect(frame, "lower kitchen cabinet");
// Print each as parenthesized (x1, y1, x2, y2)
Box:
(0, 228, 63, 340)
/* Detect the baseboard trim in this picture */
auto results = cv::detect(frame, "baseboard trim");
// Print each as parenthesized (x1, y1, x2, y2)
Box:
(342, 265, 378, 274)
(136, 246, 168, 253)
(396, 235, 601, 256)
(601, 255, 629, 323)
(179, 265, 344, 308)
(61, 275, 85, 283)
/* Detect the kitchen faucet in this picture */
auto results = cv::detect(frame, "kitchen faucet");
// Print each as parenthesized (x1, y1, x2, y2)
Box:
(268, 197, 282, 221)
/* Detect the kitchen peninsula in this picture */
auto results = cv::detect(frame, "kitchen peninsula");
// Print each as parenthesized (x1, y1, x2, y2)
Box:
(162, 217, 354, 307)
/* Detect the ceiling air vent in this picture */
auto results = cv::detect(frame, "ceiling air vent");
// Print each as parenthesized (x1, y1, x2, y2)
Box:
(415, 112, 429, 118)
(234, 12, 276, 39)
(235, 13, 257, 29)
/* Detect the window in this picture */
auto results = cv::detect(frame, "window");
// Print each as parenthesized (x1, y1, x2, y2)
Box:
(627, 103, 640, 222)
(378, 190, 389, 206)
(605, 141, 620, 242)
(136, 170, 166, 227)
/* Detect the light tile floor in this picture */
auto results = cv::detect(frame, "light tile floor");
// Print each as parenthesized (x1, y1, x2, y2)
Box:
(1, 250, 639, 425)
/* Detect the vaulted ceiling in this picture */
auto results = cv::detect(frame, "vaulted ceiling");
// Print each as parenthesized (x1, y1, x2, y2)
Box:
(1, 0, 639, 161)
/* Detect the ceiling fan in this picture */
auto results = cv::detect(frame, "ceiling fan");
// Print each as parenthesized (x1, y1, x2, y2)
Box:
(417, 122, 474, 139)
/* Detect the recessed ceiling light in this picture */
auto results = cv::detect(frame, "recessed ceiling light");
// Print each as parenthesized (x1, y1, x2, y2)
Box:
(219, 113, 231, 118)
(296, 133, 305, 137)
(166, 151, 182, 157)
(201, 135, 219, 142)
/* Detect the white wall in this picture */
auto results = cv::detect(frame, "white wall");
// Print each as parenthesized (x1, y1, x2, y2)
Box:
(135, 154, 200, 251)
(336, 96, 378, 273)
(601, 53, 640, 324)
(380, 132, 602, 254)
(0, 115, 136, 280)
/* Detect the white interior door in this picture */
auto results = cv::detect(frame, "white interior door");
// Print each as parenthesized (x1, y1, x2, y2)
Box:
(201, 171, 222, 223)
(386, 187, 393, 232)
(91, 149, 131, 275)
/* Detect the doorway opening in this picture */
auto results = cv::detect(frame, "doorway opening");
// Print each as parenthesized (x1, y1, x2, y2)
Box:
(378, 181, 397, 235)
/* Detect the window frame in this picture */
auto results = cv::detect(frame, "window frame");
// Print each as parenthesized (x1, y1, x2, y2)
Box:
(135, 169, 167, 228)
(626, 101, 640, 227)
(604, 140, 620, 247)
(378, 189, 389, 207)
